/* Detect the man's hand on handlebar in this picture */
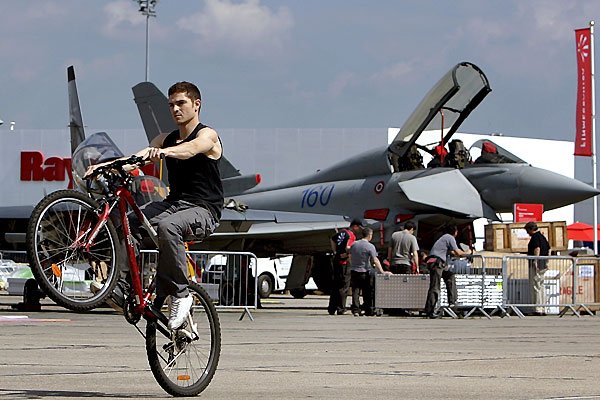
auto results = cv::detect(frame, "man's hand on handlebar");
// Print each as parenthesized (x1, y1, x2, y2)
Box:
(144, 146, 165, 163)
(83, 160, 114, 179)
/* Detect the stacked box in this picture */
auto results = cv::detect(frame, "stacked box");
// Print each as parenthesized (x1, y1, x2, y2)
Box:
(484, 224, 509, 252)
(550, 221, 567, 251)
(483, 221, 567, 253)
(440, 275, 503, 307)
(374, 274, 503, 310)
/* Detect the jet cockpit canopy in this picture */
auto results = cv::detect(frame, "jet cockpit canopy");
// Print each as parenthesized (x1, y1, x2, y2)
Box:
(469, 139, 526, 164)
(388, 62, 491, 172)
(72, 132, 125, 193)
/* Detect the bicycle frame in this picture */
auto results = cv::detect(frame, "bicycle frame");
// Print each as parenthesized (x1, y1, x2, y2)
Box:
(83, 180, 168, 326)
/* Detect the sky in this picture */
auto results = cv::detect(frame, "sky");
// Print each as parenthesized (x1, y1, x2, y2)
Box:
(0, 0, 599, 142)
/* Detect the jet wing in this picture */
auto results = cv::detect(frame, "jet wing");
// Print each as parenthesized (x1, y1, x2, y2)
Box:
(216, 208, 348, 235)
(398, 169, 499, 220)
(188, 208, 351, 254)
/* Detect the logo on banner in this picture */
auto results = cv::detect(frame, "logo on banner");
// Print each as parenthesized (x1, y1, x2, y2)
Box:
(578, 32, 590, 62)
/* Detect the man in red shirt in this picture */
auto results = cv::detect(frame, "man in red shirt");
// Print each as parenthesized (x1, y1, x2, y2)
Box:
(327, 219, 364, 315)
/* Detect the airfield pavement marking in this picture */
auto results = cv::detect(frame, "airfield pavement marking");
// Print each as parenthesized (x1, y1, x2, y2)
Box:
(0, 315, 71, 323)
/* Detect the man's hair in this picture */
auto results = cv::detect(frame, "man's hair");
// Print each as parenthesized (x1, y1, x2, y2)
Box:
(168, 81, 202, 103)
(445, 224, 458, 235)
(404, 221, 416, 231)
(362, 227, 373, 237)
(524, 221, 538, 232)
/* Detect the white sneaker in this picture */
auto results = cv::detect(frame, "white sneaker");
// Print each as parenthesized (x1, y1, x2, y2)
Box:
(168, 294, 194, 330)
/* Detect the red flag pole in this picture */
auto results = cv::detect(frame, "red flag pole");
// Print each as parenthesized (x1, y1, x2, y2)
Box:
(591, 20, 598, 254)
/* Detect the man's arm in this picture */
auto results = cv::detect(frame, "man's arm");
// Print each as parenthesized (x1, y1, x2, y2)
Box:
(450, 248, 471, 257)
(157, 128, 220, 160)
(412, 250, 419, 272)
(531, 246, 542, 269)
(372, 256, 392, 275)
(448, 236, 471, 257)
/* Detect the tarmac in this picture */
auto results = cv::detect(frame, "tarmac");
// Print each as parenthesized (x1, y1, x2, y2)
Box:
(0, 294, 600, 400)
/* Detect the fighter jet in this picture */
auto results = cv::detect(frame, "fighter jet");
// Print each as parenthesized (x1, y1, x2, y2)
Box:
(130, 61, 599, 292)
(134, 62, 598, 247)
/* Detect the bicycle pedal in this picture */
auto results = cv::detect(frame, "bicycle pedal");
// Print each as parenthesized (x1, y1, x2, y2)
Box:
(177, 328, 195, 341)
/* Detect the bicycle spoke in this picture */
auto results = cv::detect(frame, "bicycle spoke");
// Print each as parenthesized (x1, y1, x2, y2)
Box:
(146, 283, 220, 396)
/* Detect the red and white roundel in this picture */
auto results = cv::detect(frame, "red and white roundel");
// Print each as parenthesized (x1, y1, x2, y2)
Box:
(374, 180, 385, 194)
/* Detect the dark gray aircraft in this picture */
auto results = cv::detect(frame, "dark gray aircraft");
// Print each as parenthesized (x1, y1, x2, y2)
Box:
(132, 61, 599, 291)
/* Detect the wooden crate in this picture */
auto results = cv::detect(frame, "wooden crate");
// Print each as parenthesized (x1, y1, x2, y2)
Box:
(550, 221, 567, 251)
(484, 224, 510, 252)
(508, 222, 551, 253)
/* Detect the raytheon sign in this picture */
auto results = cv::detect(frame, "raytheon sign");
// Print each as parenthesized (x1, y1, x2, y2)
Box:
(20, 151, 74, 189)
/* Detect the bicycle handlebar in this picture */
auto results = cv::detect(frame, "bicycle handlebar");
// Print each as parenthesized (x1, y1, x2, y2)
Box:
(86, 155, 148, 180)
(83, 155, 150, 197)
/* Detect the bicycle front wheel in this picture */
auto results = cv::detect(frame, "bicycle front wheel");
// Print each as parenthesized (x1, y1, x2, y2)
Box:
(146, 282, 221, 397)
(26, 190, 120, 311)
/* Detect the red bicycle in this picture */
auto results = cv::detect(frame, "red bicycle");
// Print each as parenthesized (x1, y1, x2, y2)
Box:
(26, 154, 221, 397)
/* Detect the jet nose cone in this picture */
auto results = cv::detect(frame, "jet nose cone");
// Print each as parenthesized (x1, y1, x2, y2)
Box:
(519, 167, 599, 209)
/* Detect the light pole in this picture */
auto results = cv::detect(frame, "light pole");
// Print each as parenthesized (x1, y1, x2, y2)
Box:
(135, 0, 158, 82)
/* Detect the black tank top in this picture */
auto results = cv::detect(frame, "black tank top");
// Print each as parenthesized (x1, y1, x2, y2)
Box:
(162, 123, 224, 219)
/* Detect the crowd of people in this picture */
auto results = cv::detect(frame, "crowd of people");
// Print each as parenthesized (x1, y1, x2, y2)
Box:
(328, 218, 549, 318)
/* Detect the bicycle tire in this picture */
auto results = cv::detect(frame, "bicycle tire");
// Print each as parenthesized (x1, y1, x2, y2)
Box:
(26, 190, 121, 311)
(146, 282, 221, 397)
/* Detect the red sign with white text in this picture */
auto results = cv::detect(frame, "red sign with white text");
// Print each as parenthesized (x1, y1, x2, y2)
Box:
(575, 27, 593, 157)
(513, 203, 543, 223)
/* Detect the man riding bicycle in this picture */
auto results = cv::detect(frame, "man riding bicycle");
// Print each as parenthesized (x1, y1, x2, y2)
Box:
(86, 81, 223, 330)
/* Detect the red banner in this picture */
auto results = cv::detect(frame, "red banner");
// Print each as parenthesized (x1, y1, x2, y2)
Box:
(513, 203, 543, 223)
(575, 27, 593, 157)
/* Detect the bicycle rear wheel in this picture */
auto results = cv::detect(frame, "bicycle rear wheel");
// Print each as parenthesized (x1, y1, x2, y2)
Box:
(146, 282, 221, 397)
(26, 190, 120, 311)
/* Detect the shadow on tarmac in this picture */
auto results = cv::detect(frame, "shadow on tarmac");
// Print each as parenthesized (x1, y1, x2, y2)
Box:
(0, 389, 163, 399)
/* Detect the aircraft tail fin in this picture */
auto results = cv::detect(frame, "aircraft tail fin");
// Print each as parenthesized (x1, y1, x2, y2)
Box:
(67, 66, 86, 155)
(131, 81, 242, 180)
(132, 82, 177, 144)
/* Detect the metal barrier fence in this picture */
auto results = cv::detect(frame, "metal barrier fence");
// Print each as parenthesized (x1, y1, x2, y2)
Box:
(0, 250, 30, 294)
(499, 255, 600, 318)
(140, 250, 259, 320)
(432, 254, 600, 318)
(0, 250, 28, 264)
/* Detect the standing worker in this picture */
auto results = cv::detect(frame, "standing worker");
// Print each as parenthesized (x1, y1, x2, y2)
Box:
(349, 227, 392, 316)
(423, 224, 472, 319)
(327, 219, 363, 315)
(525, 222, 550, 316)
(387, 221, 419, 274)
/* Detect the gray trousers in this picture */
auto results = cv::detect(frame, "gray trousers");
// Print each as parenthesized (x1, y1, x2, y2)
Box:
(424, 260, 457, 314)
(129, 200, 218, 298)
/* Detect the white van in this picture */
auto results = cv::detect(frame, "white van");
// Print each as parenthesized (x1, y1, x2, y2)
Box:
(204, 254, 317, 299)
